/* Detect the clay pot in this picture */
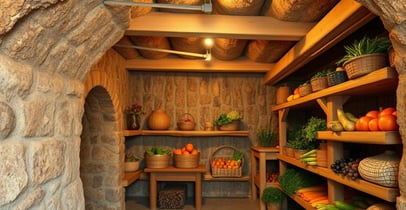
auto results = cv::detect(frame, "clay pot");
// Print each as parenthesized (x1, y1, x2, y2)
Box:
(148, 109, 170, 130)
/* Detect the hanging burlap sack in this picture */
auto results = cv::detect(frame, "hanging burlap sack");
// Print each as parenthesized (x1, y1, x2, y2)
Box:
(212, 38, 247, 60)
(169, 37, 205, 59)
(263, 0, 337, 22)
(213, 0, 264, 15)
(130, 0, 154, 18)
(157, 0, 204, 13)
(246, 40, 295, 63)
(113, 36, 140, 59)
(130, 36, 170, 59)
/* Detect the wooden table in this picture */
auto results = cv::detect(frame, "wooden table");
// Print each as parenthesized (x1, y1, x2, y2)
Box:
(251, 146, 279, 210)
(144, 165, 206, 210)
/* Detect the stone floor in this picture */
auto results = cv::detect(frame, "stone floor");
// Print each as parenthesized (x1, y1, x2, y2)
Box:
(125, 197, 259, 210)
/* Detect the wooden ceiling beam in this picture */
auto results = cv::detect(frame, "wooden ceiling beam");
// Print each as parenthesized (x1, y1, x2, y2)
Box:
(126, 12, 315, 41)
(125, 57, 273, 73)
(263, 0, 376, 85)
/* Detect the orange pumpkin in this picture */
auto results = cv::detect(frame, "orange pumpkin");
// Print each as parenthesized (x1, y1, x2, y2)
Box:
(148, 109, 170, 130)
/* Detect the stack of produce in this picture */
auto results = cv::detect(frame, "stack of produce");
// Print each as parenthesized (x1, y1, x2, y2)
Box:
(327, 107, 398, 132)
(330, 157, 361, 180)
(355, 107, 398, 131)
(295, 185, 328, 207)
(299, 149, 317, 165)
(173, 143, 200, 168)
(316, 200, 368, 210)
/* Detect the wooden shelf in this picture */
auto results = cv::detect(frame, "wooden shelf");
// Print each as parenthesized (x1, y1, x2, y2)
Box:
(317, 131, 401, 144)
(123, 130, 249, 137)
(272, 67, 398, 112)
(203, 174, 250, 181)
(122, 170, 142, 187)
(278, 154, 399, 202)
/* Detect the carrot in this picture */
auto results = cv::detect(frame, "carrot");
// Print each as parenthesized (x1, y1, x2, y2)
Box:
(296, 185, 326, 194)
(309, 196, 329, 204)
(300, 191, 327, 201)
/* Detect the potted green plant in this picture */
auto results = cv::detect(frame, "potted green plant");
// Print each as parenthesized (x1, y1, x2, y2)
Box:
(214, 111, 243, 131)
(336, 36, 392, 79)
(257, 128, 277, 147)
(261, 187, 286, 210)
(125, 153, 141, 172)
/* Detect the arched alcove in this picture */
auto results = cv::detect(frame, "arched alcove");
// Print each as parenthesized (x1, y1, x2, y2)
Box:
(81, 86, 124, 209)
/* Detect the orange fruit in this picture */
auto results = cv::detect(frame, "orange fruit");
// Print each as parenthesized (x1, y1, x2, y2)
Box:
(173, 149, 182, 155)
(191, 149, 198, 155)
(185, 143, 194, 152)
(182, 150, 190, 155)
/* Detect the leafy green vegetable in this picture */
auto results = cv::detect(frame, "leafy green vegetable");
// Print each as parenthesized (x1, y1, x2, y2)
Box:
(257, 128, 276, 147)
(232, 150, 244, 161)
(214, 111, 243, 126)
(336, 36, 392, 65)
(145, 147, 171, 155)
(278, 168, 320, 195)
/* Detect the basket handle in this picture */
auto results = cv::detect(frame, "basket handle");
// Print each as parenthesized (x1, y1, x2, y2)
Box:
(179, 113, 195, 122)
(209, 145, 244, 162)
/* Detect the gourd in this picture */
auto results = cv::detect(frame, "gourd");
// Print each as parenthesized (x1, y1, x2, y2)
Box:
(148, 109, 170, 130)
(366, 203, 395, 210)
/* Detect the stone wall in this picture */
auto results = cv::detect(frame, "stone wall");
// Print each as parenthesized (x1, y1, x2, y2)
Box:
(124, 71, 278, 198)
(0, 1, 128, 209)
(356, 1, 406, 208)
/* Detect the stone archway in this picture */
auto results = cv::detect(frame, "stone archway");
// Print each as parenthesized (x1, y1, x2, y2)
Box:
(81, 86, 124, 209)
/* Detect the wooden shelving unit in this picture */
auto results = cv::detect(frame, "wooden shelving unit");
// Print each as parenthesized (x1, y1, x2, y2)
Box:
(123, 130, 249, 137)
(278, 155, 399, 202)
(203, 174, 250, 181)
(273, 67, 400, 208)
(122, 170, 142, 187)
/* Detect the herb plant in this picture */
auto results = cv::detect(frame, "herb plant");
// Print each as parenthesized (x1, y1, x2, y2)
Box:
(262, 187, 286, 204)
(336, 36, 392, 66)
(257, 128, 276, 147)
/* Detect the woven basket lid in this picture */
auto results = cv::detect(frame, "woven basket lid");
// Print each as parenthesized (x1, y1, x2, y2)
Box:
(213, 0, 264, 15)
(130, 36, 170, 59)
(157, 0, 203, 13)
(246, 40, 295, 63)
(263, 0, 337, 22)
(170, 37, 205, 59)
(212, 38, 248, 60)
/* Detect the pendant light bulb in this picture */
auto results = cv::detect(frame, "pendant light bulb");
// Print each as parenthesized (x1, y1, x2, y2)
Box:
(204, 38, 214, 49)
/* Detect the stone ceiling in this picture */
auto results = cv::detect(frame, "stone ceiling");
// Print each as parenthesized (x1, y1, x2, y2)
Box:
(112, 0, 339, 66)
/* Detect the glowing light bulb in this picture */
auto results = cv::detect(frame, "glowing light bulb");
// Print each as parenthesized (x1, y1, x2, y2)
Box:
(204, 38, 214, 49)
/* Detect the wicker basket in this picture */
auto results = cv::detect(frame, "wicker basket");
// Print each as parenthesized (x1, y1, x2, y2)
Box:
(358, 150, 400, 187)
(177, 113, 196, 131)
(343, 53, 387, 79)
(310, 77, 328, 92)
(210, 145, 244, 177)
(218, 120, 240, 131)
(298, 84, 312, 97)
(145, 153, 171, 168)
(327, 71, 348, 87)
(173, 152, 200, 168)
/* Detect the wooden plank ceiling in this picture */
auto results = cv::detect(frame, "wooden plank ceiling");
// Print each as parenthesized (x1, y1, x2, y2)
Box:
(112, 0, 374, 84)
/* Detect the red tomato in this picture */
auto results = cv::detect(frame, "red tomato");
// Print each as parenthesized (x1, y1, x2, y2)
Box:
(356, 116, 373, 131)
(366, 110, 379, 119)
(368, 118, 380, 131)
(378, 115, 399, 131)
(293, 88, 299, 95)
(379, 107, 396, 117)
